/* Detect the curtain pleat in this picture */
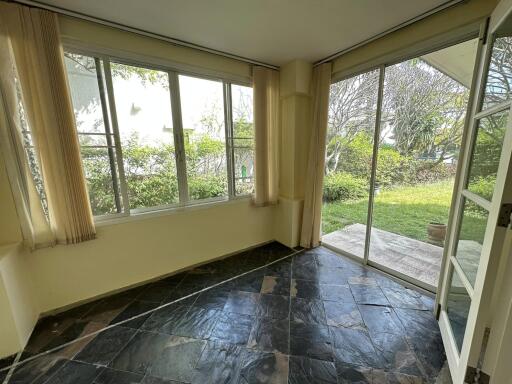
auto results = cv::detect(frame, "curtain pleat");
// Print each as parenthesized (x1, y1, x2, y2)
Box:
(0, 3, 95, 245)
(253, 66, 280, 206)
(300, 63, 332, 248)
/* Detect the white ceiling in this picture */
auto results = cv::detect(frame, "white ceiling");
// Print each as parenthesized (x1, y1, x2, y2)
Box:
(38, 0, 458, 66)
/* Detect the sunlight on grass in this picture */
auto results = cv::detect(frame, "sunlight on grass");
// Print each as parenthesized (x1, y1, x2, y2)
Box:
(322, 180, 486, 243)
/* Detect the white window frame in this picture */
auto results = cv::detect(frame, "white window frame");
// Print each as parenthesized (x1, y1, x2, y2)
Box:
(64, 47, 254, 223)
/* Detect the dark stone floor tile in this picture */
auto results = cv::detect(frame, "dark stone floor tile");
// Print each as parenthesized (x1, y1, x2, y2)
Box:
(290, 298, 327, 325)
(210, 312, 254, 345)
(238, 350, 288, 383)
(247, 317, 289, 354)
(81, 294, 134, 324)
(382, 288, 431, 311)
(142, 376, 184, 384)
(0, 354, 16, 370)
(324, 302, 364, 329)
(110, 331, 170, 375)
(260, 276, 290, 296)
(158, 272, 188, 286)
(180, 270, 218, 288)
(110, 300, 160, 329)
(330, 327, 384, 369)
(191, 341, 246, 384)
(149, 336, 206, 382)
(288, 356, 337, 384)
(372, 370, 425, 383)
(290, 322, 333, 362)
(224, 291, 260, 316)
(23, 308, 90, 354)
(111, 331, 205, 381)
(45, 360, 102, 384)
(194, 286, 230, 310)
(349, 284, 390, 306)
(169, 306, 219, 339)
(320, 284, 355, 303)
(74, 326, 136, 366)
(370, 332, 424, 377)
(348, 276, 378, 286)
(140, 304, 190, 334)
(317, 266, 349, 285)
(257, 294, 290, 319)
(335, 362, 373, 384)
(291, 279, 322, 300)
(234, 272, 265, 293)
(8, 355, 67, 384)
(358, 305, 404, 336)
(394, 305, 446, 376)
(136, 283, 177, 304)
(162, 286, 199, 306)
(94, 367, 144, 383)
(291, 255, 319, 281)
(42, 320, 106, 359)
(264, 260, 292, 279)
(314, 248, 357, 269)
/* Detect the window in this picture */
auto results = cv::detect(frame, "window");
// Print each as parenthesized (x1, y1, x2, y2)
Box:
(231, 84, 255, 195)
(179, 75, 227, 201)
(64, 51, 254, 219)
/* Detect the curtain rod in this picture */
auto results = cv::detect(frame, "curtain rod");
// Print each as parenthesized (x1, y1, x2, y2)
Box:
(314, 0, 468, 67)
(10, 0, 280, 70)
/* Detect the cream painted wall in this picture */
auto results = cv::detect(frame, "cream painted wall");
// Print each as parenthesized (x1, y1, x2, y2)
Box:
(0, 244, 39, 358)
(0, 154, 22, 246)
(31, 199, 274, 313)
(332, 0, 498, 78)
(276, 60, 312, 247)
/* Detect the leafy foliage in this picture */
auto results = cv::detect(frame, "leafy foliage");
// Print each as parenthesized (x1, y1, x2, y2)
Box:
(323, 173, 368, 202)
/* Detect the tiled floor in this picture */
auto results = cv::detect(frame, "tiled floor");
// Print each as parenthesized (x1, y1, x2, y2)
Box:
(0, 242, 450, 384)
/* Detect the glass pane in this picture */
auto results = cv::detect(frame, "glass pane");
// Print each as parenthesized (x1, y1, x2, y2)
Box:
(78, 133, 111, 147)
(232, 84, 254, 196)
(65, 53, 120, 215)
(446, 268, 471, 353)
(321, 69, 380, 259)
(80, 147, 119, 216)
(483, 36, 512, 108)
(455, 198, 489, 287)
(111, 62, 178, 209)
(467, 111, 508, 201)
(65, 54, 109, 135)
(368, 42, 475, 286)
(179, 75, 227, 201)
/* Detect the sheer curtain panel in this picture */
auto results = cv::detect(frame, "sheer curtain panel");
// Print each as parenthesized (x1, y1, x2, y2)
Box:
(300, 63, 332, 248)
(0, 3, 95, 245)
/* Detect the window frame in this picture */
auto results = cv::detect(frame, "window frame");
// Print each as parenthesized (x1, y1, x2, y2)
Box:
(64, 47, 254, 222)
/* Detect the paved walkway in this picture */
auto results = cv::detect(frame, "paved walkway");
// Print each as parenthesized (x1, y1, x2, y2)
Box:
(322, 223, 444, 287)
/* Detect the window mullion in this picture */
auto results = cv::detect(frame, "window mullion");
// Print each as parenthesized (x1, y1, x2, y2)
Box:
(223, 82, 235, 197)
(94, 57, 122, 213)
(168, 71, 189, 203)
(103, 59, 131, 213)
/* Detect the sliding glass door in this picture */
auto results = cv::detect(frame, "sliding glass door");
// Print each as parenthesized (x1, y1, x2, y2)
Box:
(322, 37, 479, 291)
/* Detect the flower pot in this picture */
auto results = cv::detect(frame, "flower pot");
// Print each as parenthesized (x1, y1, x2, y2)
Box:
(427, 222, 446, 246)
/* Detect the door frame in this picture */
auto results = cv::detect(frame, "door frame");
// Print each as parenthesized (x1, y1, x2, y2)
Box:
(322, 32, 483, 294)
(436, 1, 512, 381)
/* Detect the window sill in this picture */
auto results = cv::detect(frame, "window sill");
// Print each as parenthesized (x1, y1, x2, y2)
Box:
(94, 195, 253, 227)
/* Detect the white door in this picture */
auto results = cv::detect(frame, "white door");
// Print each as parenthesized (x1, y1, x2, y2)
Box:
(437, 1, 512, 383)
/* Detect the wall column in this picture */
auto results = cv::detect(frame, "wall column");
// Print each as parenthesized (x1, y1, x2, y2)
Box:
(274, 60, 313, 247)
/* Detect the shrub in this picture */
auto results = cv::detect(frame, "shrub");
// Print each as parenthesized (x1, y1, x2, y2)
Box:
(188, 175, 227, 200)
(323, 172, 368, 202)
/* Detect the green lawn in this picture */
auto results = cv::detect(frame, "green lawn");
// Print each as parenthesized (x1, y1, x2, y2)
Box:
(322, 180, 487, 243)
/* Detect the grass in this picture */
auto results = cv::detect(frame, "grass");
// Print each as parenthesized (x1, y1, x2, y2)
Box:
(322, 180, 487, 243)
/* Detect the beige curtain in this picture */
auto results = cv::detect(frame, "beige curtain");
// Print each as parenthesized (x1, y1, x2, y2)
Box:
(300, 63, 332, 248)
(253, 66, 279, 206)
(0, 3, 95, 245)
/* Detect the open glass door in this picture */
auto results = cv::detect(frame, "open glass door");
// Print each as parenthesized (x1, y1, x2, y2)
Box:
(437, 1, 512, 382)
